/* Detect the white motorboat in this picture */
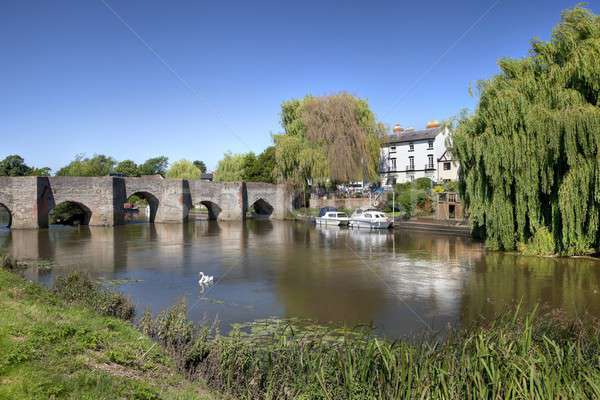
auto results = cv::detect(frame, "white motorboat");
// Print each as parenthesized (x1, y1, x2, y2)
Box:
(315, 211, 350, 226)
(349, 208, 393, 229)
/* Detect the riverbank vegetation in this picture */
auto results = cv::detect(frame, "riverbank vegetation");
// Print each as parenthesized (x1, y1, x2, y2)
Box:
(136, 300, 600, 399)
(454, 6, 600, 256)
(0, 267, 218, 399)
(4, 260, 600, 399)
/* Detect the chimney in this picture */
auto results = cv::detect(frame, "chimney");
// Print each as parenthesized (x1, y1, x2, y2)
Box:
(426, 120, 441, 129)
(393, 124, 403, 136)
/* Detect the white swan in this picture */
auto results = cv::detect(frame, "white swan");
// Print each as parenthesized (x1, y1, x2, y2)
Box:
(198, 271, 214, 285)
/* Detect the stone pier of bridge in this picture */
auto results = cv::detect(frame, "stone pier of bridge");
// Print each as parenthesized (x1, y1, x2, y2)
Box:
(0, 176, 294, 229)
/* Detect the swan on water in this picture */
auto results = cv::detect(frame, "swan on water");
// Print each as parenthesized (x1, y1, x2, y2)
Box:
(198, 271, 214, 285)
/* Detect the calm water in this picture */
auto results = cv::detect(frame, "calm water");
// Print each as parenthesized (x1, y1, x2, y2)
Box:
(2, 220, 600, 338)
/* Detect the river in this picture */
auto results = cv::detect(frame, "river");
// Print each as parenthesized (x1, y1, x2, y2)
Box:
(2, 220, 600, 338)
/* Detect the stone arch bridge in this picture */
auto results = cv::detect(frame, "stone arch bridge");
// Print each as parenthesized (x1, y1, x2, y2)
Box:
(0, 176, 294, 229)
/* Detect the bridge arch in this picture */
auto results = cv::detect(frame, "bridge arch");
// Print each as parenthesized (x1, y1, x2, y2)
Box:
(249, 198, 274, 218)
(0, 203, 12, 228)
(125, 191, 159, 223)
(49, 201, 92, 226)
(198, 201, 222, 220)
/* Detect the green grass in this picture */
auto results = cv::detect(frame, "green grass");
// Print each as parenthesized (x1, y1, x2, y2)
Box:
(0, 269, 219, 400)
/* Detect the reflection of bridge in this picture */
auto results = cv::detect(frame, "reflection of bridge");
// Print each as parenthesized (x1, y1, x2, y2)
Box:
(0, 176, 293, 228)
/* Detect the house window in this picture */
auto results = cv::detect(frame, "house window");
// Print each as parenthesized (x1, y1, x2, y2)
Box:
(391, 158, 396, 170)
(428, 140, 434, 150)
(390, 146, 396, 153)
(408, 143, 414, 152)
(428, 155, 434, 169)
(444, 162, 451, 170)
(408, 174, 415, 182)
(408, 156, 414, 170)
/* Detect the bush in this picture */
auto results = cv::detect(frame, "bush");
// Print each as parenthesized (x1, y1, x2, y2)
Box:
(414, 177, 432, 190)
(53, 272, 135, 321)
(518, 227, 556, 256)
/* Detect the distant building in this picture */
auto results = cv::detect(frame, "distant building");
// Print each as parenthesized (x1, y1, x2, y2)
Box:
(379, 121, 453, 186)
(200, 173, 213, 182)
(436, 150, 459, 182)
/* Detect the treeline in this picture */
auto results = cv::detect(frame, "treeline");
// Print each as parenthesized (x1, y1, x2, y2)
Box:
(0, 154, 208, 180)
(3, 92, 384, 187)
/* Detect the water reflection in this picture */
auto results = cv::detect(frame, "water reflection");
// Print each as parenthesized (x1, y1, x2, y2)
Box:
(1, 221, 600, 338)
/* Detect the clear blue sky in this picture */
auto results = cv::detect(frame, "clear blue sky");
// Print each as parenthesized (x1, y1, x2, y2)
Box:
(1, 0, 595, 172)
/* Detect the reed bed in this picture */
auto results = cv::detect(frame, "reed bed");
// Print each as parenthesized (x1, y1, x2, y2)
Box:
(140, 302, 600, 400)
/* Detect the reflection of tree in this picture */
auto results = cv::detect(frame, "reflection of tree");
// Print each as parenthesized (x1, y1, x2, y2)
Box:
(272, 224, 388, 326)
(460, 253, 600, 325)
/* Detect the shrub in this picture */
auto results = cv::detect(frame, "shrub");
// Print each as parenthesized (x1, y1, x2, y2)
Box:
(518, 227, 556, 256)
(53, 272, 135, 321)
(414, 177, 433, 190)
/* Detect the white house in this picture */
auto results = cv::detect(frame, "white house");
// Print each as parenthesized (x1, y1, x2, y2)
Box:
(436, 150, 459, 182)
(380, 122, 456, 186)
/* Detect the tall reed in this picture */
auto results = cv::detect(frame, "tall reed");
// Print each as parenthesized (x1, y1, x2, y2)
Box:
(140, 302, 600, 399)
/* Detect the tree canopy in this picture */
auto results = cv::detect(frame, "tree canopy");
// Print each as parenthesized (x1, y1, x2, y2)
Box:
(213, 152, 245, 182)
(273, 92, 384, 187)
(56, 154, 116, 177)
(193, 160, 207, 174)
(166, 159, 202, 180)
(0, 155, 50, 177)
(114, 160, 140, 177)
(453, 6, 600, 255)
(138, 156, 169, 176)
(242, 147, 276, 183)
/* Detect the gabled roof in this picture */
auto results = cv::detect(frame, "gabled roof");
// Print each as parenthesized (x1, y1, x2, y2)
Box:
(384, 127, 444, 144)
(437, 149, 454, 162)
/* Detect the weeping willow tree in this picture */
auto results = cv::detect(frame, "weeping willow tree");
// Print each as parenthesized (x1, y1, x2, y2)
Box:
(454, 6, 600, 255)
(274, 92, 384, 187)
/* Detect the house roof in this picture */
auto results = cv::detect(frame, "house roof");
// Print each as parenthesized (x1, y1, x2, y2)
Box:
(437, 149, 454, 162)
(384, 127, 444, 144)
(201, 173, 213, 180)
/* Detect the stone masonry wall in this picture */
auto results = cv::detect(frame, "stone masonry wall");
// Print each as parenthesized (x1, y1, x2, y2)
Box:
(0, 177, 295, 228)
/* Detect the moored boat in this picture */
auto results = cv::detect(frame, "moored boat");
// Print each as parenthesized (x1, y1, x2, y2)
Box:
(349, 208, 393, 229)
(315, 208, 350, 226)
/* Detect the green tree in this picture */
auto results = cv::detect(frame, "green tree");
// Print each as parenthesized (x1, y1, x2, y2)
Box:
(138, 156, 169, 176)
(193, 160, 207, 174)
(114, 160, 140, 177)
(213, 152, 245, 182)
(30, 167, 51, 176)
(0, 155, 33, 176)
(273, 92, 384, 187)
(56, 154, 115, 177)
(166, 159, 201, 180)
(453, 6, 600, 255)
(240, 147, 276, 183)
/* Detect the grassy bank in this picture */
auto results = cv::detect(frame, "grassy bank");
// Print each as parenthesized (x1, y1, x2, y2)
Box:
(4, 259, 600, 399)
(0, 267, 218, 400)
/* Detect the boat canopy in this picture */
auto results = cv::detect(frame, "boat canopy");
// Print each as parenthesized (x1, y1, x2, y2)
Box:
(319, 207, 337, 217)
